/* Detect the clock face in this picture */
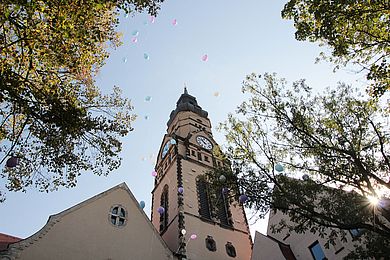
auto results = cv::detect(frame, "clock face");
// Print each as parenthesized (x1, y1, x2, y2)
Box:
(196, 136, 213, 150)
(161, 142, 170, 158)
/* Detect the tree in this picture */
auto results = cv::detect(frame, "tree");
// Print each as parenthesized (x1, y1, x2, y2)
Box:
(0, 0, 163, 198)
(282, 0, 389, 97)
(217, 73, 390, 258)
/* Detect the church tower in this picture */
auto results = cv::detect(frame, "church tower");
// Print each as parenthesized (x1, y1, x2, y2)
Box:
(151, 89, 252, 260)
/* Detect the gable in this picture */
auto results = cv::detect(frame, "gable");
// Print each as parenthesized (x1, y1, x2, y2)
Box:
(1, 183, 175, 260)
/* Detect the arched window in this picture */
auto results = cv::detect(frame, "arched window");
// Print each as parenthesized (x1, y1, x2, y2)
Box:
(216, 190, 233, 227)
(196, 176, 212, 220)
(160, 185, 169, 233)
(196, 176, 233, 226)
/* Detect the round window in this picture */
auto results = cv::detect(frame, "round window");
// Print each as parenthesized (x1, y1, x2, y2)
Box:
(109, 205, 127, 227)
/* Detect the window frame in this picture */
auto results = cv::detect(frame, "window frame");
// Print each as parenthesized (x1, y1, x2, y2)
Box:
(205, 235, 217, 252)
(109, 205, 127, 228)
(225, 242, 236, 257)
(159, 185, 169, 233)
(308, 241, 326, 260)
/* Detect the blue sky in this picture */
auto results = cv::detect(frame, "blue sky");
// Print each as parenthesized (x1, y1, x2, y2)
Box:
(0, 0, 362, 238)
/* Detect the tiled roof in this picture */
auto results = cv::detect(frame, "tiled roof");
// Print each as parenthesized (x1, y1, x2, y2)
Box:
(0, 233, 21, 251)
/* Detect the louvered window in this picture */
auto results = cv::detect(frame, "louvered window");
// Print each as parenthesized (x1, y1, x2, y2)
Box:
(160, 185, 169, 232)
(216, 190, 233, 227)
(197, 177, 212, 220)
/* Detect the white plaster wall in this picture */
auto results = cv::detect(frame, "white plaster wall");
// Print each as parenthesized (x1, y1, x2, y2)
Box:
(267, 210, 356, 259)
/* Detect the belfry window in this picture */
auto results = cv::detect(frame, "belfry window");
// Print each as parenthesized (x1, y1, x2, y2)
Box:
(216, 190, 233, 227)
(196, 176, 212, 220)
(160, 185, 169, 233)
(196, 175, 232, 226)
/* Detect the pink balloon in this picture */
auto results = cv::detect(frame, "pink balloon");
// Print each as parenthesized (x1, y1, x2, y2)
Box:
(172, 19, 178, 26)
(152, 171, 157, 177)
(201, 54, 208, 62)
(190, 234, 197, 240)
(132, 37, 138, 43)
(150, 16, 155, 24)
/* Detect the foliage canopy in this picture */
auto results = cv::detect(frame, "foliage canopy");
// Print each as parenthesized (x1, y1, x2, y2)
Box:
(282, 0, 389, 97)
(217, 73, 390, 258)
(0, 0, 163, 199)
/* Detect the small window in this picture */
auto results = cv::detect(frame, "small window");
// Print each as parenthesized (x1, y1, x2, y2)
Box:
(198, 152, 202, 161)
(109, 206, 127, 227)
(309, 241, 326, 260)
(205, 236, 216, 251)
(204, 156, 209, 162)
(225, 242, 236, 257)
(160, 185, 169, 233)
(191, 150, 196, 156)
(350, 228, 363, 238)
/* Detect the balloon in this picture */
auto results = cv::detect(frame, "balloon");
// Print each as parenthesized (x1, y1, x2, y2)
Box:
(190, 234, 197, 240)
(201, 54, 208, 62)
(6, 156, 18, 168)
(178, 187, 184, 194)
(132, 30, 139, 36)
(145, 96, 152, 102)
(150, 16, 155, 24)
(144, 115, 149, 120)
(122, 57, 127, 63)
(124, 13, 129, 18)
(131, 37, 138, 43)
(219, 175, 226, 183)
(239, 194, 248, 203)
(181, 229, 187, 235)
(222, 187, 229, 194)
(172, 19, 178, 26)
(170, 139, 177, 145)
(139, 201, 145, 209)
(213, 91, 220, 97)
(302, 174, 310, 181)
(275, 163, 284, 172)
(152, 171, 157, 177)
(157, 206, 165, 215)
(144, 53, 150, 60)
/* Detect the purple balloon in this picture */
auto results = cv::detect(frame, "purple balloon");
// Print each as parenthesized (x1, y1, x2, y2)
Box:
(152, 171, 157, 177)
(239, 194, 248, 203)
(6, 157, 18, 168)
(222, 187, 229, 194)
(157, 206, 165, 215)
(178, 187, 184, 194)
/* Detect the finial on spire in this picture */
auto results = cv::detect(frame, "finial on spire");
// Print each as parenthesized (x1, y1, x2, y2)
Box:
(184, 83, 188, 94)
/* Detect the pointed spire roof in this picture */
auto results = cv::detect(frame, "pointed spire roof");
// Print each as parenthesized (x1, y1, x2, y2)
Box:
(167, 88, 208, 126)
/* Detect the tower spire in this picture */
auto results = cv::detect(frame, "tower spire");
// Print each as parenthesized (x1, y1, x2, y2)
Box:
(184, 83, 188, 95)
